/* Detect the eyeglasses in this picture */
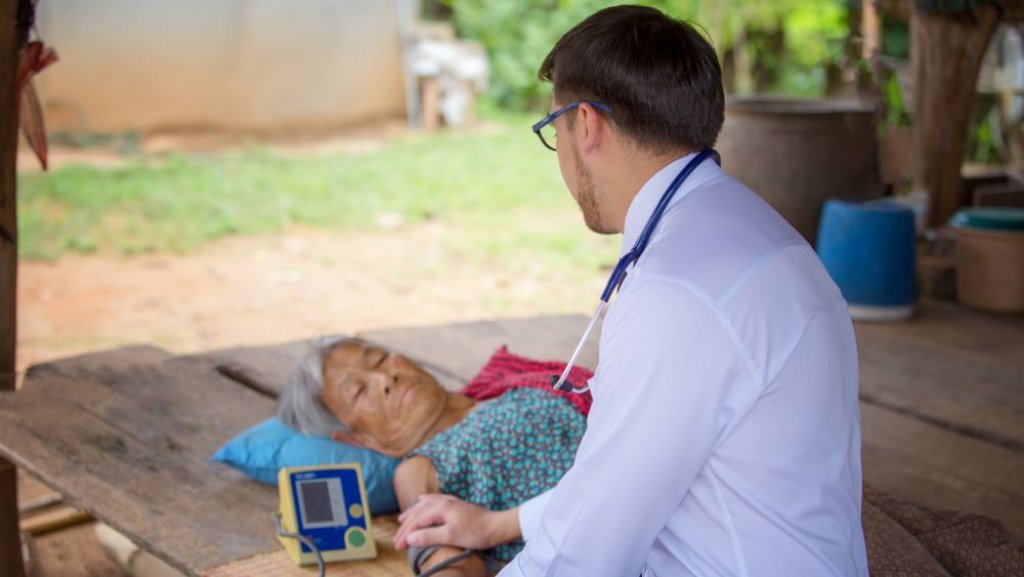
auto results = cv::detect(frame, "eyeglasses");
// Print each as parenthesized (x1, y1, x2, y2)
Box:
(531, 101, 612, 151)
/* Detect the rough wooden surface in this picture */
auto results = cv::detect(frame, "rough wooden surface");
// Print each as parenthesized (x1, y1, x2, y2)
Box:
(0, 346, 281, 576)
(206, 516, 408, 577)
(855, 300, 1024, 539)
(28, 522, 128, 577)
(856, 300, 1024, 451)
(0, 307, 1021, 577)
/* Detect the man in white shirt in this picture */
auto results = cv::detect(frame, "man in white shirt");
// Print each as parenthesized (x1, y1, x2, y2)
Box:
(395, 5, 869, 576)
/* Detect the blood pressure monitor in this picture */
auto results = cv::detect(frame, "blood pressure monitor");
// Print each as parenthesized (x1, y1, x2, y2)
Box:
(275, 463, 377, 565)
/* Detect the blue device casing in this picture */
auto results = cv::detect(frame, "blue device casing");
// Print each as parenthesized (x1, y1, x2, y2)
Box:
(277, 463, 377, 564)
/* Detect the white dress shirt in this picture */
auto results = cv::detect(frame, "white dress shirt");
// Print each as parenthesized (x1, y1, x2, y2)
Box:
(500, 153, 869, 577)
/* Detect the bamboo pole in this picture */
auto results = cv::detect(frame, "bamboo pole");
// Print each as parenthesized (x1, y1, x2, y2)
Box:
(1, 0, 25, 573)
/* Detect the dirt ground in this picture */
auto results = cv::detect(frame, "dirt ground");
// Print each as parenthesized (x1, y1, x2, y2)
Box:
(16, 223, 600, 374)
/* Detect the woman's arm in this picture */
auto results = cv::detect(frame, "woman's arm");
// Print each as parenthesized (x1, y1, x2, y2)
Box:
(393, 456, 488, 576)
(394, 456, 440, 510)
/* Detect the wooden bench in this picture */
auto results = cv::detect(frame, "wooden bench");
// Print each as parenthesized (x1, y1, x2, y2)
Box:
(0, 302, 1022, 576)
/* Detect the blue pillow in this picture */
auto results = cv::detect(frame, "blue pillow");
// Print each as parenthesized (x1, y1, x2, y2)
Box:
(212, 417, 401, 515)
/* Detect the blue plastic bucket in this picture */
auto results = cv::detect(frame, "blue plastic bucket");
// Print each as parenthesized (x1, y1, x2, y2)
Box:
(816, 199, 917, 321)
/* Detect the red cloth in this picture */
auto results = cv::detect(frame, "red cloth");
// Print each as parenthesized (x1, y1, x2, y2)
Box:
(460, 346, 594, 416)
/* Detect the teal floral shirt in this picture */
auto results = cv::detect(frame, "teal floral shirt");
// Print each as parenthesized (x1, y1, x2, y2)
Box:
(409, 388, 586, 562)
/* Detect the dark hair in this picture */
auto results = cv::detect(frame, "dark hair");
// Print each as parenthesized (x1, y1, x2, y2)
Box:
(539, 5, 724, 153)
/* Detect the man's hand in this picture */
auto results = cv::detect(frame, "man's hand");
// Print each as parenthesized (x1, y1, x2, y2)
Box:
(394, 494, 521, 552)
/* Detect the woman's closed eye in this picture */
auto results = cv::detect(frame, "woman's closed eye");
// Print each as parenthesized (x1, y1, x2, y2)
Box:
(367, 348, 387, 368)
(351, 382, 366, 402)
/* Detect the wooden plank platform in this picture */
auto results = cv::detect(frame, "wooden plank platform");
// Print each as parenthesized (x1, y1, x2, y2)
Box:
(855, 300, 1024, 538)
(0, 303, 1020, 576)
(0, 346, 281, 575)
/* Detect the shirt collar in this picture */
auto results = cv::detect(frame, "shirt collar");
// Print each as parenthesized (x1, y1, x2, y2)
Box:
(620, 151, 722, 256)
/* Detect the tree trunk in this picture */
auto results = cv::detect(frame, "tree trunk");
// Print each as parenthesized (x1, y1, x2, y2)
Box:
(1, 0, 24, 573)
(911, 5, 1000, 228)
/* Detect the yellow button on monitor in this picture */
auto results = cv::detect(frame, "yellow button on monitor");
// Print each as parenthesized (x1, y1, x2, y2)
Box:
(349, 504, 364, 519)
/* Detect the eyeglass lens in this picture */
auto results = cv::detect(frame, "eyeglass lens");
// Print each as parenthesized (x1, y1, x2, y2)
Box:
(540, 122, 558, 150)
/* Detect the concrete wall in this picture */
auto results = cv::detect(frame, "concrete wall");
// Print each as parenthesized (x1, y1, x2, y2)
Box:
(35, 0, 412, 133)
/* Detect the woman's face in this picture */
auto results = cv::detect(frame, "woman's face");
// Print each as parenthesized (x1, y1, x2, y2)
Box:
(320, 340, 448, 457)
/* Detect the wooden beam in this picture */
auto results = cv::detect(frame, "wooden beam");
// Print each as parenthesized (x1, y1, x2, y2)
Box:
(1, 0, 24, 573)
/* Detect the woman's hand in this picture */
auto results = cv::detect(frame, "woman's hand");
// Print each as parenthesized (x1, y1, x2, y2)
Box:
(394, 494, 521, 552)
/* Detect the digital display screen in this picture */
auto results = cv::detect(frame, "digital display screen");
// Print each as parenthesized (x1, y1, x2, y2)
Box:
(297, 478, 348, 529)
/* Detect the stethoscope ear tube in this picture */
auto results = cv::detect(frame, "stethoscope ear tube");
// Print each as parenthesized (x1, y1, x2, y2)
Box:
(550, 300, 607, 393)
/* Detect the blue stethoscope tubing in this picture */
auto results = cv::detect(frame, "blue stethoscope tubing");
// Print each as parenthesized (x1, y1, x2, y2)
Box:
(550, 148, 721, 394)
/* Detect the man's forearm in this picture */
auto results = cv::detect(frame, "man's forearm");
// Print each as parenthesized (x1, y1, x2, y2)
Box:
(484, 507, 521, 548)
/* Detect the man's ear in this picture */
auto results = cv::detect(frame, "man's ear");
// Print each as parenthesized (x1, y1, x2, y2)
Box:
(576, 102, 605, 155)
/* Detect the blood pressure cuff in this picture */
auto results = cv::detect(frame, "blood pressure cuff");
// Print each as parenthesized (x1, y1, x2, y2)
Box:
(407, 544, 475, 576)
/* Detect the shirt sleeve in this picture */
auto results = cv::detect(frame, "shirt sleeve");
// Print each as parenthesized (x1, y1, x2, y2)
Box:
(499, 276, 759, 577)
(517, 489, 553, 540)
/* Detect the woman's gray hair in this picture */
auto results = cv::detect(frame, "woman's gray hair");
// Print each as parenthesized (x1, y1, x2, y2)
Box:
(277, 335, 353, 437)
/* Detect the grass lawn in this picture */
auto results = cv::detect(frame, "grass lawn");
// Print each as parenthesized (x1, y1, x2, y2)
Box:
(17, 114, 621, 279)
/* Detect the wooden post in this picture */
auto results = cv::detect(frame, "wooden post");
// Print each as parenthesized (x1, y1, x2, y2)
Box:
(1, 0, 17, 391)
(861, 0, 881, 60)
(0, 459, 24, 577)
(1, 0, 25, 573)
(911, 5, 1000, 228)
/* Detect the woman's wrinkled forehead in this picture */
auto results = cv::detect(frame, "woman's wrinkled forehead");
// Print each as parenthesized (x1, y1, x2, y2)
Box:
(328, 340, 369, 363)
(323, 340, 382, 376)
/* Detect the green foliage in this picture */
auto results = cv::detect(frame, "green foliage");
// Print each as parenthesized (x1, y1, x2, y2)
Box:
(443, 0, 852, 109)
(17, 116, 619, 275)
(784, 2, 846, 69)
(441, 0, 621, 110)
(970, 117, 1001, 163)
(884, 75, 911, 127)
(881, 21, 910, 58)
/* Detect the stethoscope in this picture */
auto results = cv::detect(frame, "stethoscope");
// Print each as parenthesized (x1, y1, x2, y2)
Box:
(550, 148, 720, 394)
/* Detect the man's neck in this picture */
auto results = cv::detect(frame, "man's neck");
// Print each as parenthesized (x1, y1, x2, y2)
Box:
(602, 146, 696, 233)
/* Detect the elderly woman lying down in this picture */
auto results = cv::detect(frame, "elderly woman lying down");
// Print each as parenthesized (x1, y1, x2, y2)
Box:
(278, 337, 585, 576)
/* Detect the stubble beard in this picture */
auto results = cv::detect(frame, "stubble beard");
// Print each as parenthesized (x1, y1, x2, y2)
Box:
(574, 149, 613, 235)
